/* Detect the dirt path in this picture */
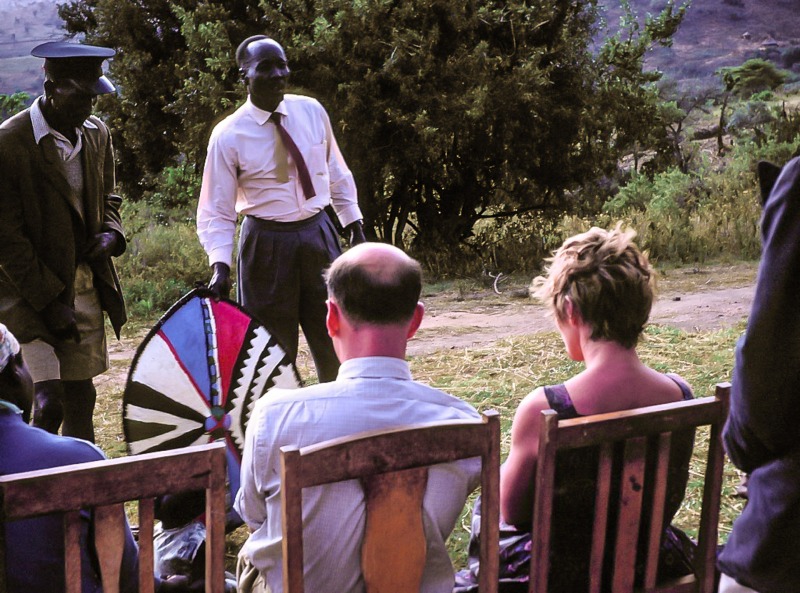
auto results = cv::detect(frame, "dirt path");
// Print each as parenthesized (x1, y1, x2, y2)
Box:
(106, 265, 757, 385)
(410, 284, 754, 356)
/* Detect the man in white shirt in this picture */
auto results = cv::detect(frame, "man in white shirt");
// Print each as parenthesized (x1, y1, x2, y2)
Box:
(234, 243, 481, 593)
(197, 35, 366, 383)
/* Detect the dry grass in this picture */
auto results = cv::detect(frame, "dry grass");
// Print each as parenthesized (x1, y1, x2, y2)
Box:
(409, 322, 744, 566)
(92, 265, 749, 574)
(656, 262, 758, 298)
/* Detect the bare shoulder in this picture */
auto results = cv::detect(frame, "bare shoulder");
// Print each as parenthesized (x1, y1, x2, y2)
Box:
(511, 386, 551, 435)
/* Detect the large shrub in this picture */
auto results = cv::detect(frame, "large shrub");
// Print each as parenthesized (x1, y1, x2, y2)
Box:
(117, 201, 211, 320)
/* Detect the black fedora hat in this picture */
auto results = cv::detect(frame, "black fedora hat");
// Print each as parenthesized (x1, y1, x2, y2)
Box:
(32, 41, 116, 95)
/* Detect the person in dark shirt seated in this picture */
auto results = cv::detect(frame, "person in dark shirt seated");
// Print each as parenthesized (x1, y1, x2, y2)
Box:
(0, 323, 191, 593)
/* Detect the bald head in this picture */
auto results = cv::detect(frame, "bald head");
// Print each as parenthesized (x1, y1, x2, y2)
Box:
(236, 36, 287, 71)
(325, 243, 422, 325)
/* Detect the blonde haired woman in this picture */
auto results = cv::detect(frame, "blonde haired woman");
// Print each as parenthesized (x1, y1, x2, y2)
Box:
(456, 225, 696, 592)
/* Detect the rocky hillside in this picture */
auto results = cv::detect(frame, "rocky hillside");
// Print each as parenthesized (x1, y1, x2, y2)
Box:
(0, 0, 63, 98)
(2, 0, 799, 100)
(612, 0, 800, 87)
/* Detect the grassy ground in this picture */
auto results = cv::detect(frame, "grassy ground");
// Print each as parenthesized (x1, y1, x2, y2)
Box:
(93, 262, 752, 572)
(417, 322, 745, 566)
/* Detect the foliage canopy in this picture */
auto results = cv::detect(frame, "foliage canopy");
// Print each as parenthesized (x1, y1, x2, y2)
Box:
(719, 58, 790, 98)
(60, 0, 685, 264)
(0, 92, 30, 121)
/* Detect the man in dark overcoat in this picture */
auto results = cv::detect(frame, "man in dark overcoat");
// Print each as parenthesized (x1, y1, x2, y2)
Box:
(0, 41, 126, 442)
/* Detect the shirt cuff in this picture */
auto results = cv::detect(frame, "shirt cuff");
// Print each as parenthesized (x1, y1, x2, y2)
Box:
(333, 204, 363, 229)
(207, 247, 233, 268)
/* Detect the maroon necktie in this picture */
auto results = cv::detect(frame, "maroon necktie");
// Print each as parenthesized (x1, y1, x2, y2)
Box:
(271, 113, 316, 199)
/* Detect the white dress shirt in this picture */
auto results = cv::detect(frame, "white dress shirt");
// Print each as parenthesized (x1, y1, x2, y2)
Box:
(197, 95, 363, 267)
(234, 356, 482, 593)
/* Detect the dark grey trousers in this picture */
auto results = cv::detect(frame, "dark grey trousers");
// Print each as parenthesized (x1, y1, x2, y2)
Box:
(238, 211, 341, 383)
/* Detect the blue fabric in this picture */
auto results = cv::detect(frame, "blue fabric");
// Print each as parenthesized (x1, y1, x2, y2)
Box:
(0, 411, 139, 593)
(719, 156, 800, 593)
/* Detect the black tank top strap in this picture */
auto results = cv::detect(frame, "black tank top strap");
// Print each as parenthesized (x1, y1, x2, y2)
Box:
(665, 373, 695, 401)
(543, 384, 582, 419)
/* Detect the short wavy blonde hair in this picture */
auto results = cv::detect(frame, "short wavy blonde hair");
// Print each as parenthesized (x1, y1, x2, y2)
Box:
(531, 224, 654, 348)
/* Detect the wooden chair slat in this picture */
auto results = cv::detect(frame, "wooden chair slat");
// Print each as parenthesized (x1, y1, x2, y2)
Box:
(205, 449, 228, 593)
(554, 397, 725, 450)
(361, 467, 428, 592)
(529, 410, 560, 593)
(644, 433, 672, 589)
(281, 448, 305, 593)
(138, 498, 156, 593)
(588, 442, 613, 593)
(478, 408, 502, 592)
(281, 410, 500, 593)
(64, 510, 83, 593)
(694, 383, 731, 593)
(94, 503, 126, 593)
(290, 420, 494, 489)
(0, 450, 219, 518)
(612, 436, 647, 592)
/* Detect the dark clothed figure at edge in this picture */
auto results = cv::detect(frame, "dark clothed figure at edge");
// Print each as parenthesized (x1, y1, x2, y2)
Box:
(717, 155, 800, 593)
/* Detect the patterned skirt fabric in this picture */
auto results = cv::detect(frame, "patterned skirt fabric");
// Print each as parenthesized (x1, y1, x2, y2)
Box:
(453, 495, 696, 593)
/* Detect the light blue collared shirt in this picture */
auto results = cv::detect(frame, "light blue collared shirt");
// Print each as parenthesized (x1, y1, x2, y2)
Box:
(235, 356, 481, 593)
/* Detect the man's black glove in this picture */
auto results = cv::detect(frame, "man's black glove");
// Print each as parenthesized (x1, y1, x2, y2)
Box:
(207, 262, 231, 300)
(42, 299, 80, 343)
(85, 231, 119, 262)
(345, 220, 367, 246)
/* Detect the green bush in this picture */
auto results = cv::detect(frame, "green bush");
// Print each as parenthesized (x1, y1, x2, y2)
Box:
(750, 90, 774, 102)
(117, 201, 212, 320)
(539, 149, 765, 266)
(720, 59, 790, 97)
(142, 162, 202, 211)
(604, 168, 698, 217)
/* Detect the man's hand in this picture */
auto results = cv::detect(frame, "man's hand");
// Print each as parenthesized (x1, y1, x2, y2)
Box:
(207, 262, 231, 300)
(85, 231, 119, 262)
(42, 300, 80, 343)
(345, 220, 366, 246)
(156, 574, 205, 593)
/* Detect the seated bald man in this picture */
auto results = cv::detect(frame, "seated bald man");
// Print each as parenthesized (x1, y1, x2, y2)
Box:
(234, 243, 481, 593)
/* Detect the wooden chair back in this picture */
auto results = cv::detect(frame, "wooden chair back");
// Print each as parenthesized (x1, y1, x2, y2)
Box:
(280, 410, 501, 593)
(529, 383, 730, 593)
(0, 441, 227, 593)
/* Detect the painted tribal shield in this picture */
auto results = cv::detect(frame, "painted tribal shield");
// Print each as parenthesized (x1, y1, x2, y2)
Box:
(122, 288, 301, 496)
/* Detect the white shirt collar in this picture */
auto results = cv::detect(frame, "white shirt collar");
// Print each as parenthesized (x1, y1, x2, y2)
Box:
(336, 356, 413, 381)
(30, 95, 98, 146)
(245, 96, 287, 126)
